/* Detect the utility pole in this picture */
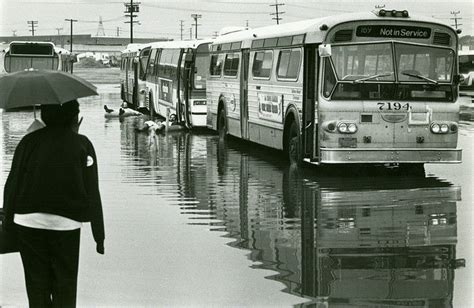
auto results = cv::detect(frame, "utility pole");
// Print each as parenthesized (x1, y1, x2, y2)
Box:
(180, 20, 184, 40)
(55, 28, 63, 48)
(124, 0, 140, 43)
(245, 20, 249, 29)
(450, 11, 462, 30)
(116, 27, 121, 37)
(27, 20, 38, 36)
(270, 0, 284, 25)
(191, 14, 201, 39)
(64, 19, 77, 52)
(189, 27, 193, 40)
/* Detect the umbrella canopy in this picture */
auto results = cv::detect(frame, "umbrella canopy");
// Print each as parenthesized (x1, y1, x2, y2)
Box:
(0, 69, 98, 109)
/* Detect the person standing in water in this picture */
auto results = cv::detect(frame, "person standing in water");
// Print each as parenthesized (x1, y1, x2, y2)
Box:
(3, 100, 105, 307)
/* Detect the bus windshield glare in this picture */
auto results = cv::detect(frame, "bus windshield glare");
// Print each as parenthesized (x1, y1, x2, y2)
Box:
(326, 42, 455, 102)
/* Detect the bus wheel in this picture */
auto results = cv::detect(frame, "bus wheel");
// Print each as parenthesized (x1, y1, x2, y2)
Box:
(288, 121, 301, 165)
(218, 111, 227, 141)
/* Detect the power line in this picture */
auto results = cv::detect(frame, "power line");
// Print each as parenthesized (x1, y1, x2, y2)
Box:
(270, 0, 284, 25)
(140, 3, 264, 15)
(27, 20, 38, 36)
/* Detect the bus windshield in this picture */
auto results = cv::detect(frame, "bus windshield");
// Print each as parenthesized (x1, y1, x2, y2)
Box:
(326, 42, 455, 102)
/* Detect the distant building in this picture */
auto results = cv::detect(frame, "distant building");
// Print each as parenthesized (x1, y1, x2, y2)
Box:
(0, 34, 170, 57)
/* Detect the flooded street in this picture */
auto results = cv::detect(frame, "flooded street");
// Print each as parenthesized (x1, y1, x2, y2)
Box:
(1, 79, 473, 307)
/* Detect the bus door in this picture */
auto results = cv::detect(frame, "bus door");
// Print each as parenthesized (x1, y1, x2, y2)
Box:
(240, 49, 250, 140)
(180, 50, 193, 127)
(303, 45, 318, 160)
(133, 59, 139, 106)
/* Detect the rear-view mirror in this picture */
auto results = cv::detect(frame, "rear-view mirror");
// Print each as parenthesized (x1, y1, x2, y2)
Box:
(318, 44, 332, 57)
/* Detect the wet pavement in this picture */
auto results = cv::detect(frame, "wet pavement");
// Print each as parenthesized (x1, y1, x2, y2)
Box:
(1, 81, 473, 307)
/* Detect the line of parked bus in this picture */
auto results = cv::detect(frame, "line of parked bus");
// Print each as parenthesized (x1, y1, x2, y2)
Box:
(1, 41, 74, 75)
(121, 9, 464, 168)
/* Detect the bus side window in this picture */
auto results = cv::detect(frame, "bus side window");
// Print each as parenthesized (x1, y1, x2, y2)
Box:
(224, 52, 239, 77)
(252, 50, 273, 79)
(147, 49, 157, 76)
(277, 48, 301, 80)
(210, 54, 223, 76)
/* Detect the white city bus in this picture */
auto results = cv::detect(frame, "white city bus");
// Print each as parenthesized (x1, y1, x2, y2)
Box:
(145, 39, 212, 128)
(1, 41, 74, 74)
(120, 43, 151, 110)
(207, 10, 463, 169)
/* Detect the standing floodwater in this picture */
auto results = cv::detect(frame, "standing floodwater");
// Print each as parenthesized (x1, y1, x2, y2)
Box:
(1, 83, 473, 307)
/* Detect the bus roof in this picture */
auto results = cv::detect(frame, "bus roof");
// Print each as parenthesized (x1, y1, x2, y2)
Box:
(5, 41, 70, 56)
(5, 41, 55, 52)
(148, 39, 213, 50)
(212, 11, 455, 46)
(121, 43, 151, 54)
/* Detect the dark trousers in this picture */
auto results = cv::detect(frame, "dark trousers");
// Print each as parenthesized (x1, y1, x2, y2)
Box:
(17, 225, 81, 308)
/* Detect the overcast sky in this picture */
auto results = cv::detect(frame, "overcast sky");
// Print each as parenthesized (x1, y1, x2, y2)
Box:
(0, 0, 472, 40)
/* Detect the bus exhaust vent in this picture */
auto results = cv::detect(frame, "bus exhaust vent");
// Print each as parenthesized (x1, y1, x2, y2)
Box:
(334, 29, 353, 42)
(433, 32, 451, 46)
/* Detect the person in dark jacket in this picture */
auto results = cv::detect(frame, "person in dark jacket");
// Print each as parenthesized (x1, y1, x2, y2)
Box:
(3, 100, 105, 308)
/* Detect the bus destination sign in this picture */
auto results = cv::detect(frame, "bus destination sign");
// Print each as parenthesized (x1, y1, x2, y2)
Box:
(356, 25, 431, 39)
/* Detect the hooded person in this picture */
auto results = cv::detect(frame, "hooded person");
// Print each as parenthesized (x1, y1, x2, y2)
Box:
(3, 99, 105, 308)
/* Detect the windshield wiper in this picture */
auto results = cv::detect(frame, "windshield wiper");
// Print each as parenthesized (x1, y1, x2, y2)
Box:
(401, 72, 438, 85)
(353, 73, 392, 84)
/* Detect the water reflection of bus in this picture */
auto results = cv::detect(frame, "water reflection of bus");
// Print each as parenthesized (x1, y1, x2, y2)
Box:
(214, 141, 464, 306)
(118, 125, 465, 306)
(144, 39, 212, 128)
(207, 10, 462, 168)
(1, 41, 74, 74)
(120, 43, 151, 110)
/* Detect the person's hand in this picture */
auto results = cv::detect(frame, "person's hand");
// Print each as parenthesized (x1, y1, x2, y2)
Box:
(96, 241, 105, 255)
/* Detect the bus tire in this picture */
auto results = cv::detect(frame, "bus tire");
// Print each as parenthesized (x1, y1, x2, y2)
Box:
(218, 110, 227, 141)
(287, 121, 301, 165)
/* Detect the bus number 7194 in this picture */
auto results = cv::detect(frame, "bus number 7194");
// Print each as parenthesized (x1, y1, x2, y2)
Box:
(377, 102, 410, 111)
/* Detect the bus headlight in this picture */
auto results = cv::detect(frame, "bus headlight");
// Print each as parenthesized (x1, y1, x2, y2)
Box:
(193, 100, 207, 106)
(337, 122, 357, 134)
(431, 122, 453, 134)
(430, 123, 441, 133)
(440, 124, 449, 133)
(338, 123, 348, 133)
(348, 123, 358, 133)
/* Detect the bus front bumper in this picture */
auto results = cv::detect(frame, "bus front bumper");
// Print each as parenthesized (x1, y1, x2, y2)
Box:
(317, 148, 462, 164)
